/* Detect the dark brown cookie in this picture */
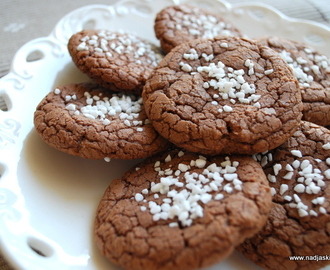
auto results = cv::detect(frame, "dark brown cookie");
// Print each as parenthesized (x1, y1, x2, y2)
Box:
(94, 149, 272, 270)
(142, 36, 303, 156)
(259, 37, 330, 126)
(34, 82, 171, 160)
(68, 30, 163, 95)
(154, 4, 242, 54)
(237, 121, 330, 270)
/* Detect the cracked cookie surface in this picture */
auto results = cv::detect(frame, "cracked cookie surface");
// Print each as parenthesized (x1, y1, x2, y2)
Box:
(94, 149, 272, 270)
(68, 30, 163, 95)
(259, 37, 330, 126)
(154, 4, 242, 54)
(142, 36, 303, 156)
(237, 121, 330, 270)
(34, 82, 171, 160)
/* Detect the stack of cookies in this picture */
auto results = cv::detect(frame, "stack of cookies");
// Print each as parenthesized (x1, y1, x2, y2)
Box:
(34, 30, 171, 160)
(33, 4, 330, 270)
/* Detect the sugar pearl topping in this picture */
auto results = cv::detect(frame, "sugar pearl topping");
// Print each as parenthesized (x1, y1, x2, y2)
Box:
(279, 49, 330, 88)
(56, 89, 148, 129)
(136, 152, 243, 227)
(254, 144, 330, 218)
(173, 7, 237, 39)
(180, 48, 262, 111)
(76, 30, 162, 66)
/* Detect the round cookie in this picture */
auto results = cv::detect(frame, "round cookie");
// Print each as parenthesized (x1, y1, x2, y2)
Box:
(259, 37, 330, 126)
(154, 4, 242, 54)
(94, 149, 272, 270)
(34, 82, 171, 160)
(142, 36, 303, 156)
(68, 30, 163, 95)
(237, 121, 330, 270)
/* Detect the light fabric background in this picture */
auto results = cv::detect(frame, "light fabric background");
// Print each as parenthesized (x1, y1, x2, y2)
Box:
(0, 0, 330, 269)
(1, 0, 330, 78)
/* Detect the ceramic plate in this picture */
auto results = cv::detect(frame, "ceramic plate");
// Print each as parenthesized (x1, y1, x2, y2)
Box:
(1, 0, 330, 269)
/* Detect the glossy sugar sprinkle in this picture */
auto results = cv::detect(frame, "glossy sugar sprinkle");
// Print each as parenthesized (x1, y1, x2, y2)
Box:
(55, 89, 149, 130)
(180, 48, 263, 112)
(134, 152, 243, 227)
(173, 7, 235, 39)
(279, 49, 330, 88)
(76, 30, 162, 66)
(254, 146, 330, 218)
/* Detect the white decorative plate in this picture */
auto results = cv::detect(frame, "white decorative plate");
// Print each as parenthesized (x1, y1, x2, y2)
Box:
(1, 0, 330, 269)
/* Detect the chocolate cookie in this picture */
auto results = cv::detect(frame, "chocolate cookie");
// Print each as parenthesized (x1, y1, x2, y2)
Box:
(142, 36, 303, 156)
(94, 149, 272, 270)
(259, 37, 330, 126)
(34, 82, 171, 160)
(154, 4, 242, 54)
(237, 121, 330, 270)
(68, 30, 163, 95)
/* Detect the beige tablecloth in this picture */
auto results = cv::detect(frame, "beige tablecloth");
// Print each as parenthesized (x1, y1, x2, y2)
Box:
(0, 0, 330, 269)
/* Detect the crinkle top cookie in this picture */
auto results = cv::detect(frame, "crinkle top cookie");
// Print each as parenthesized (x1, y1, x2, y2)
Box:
(238, 121, 330, 270)
(34, 82, 171, 160)
(259, 37, 330, 126)
(95, 149, 272, 270)
(154, 4, 242, 54)
(68, 30, 163, 94)
(142, 36, 303, 155)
